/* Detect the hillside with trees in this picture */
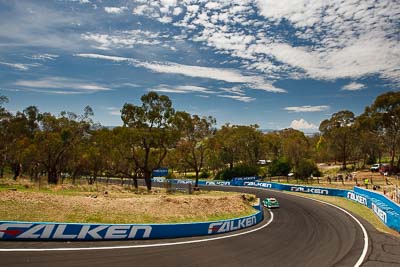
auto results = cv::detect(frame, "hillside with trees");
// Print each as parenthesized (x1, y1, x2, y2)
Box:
(1, 91, 399, 189)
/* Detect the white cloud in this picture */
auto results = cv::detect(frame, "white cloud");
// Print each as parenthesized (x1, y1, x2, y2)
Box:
(218, 94, 255, 103)
(75, 53, 286, 93)
(29, 54, 59, 61)
(341, 82, 366, 91)
(290, 119, 318, 130)
(75, 53, 131, 62)
(220, 86, 246, 96)
(68, 0, 90, 4)
(81, 30, 161, 50)
(0, 61, 39, 71)
(129, 0, 399, 84)
(285, 105, 330, 113)
(106, 107, 121, 116)
(173, 7, 182, 16)
(254, 0, 400, 82)
(150, 85, 214, 94)
(14, 77, 111, 93)
(104, 7, 128, 15)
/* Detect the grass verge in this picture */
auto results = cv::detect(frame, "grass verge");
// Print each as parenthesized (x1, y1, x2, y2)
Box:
(0, 179, 257, 224)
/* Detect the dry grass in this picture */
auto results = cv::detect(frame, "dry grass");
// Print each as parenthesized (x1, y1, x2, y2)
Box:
(0, 179, 257, 224)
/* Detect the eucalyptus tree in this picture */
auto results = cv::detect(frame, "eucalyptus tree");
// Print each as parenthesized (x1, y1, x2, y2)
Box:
(279, 128, 311, 177)
(0, 95, 10, 177)
(354, 113, 383, 166)
(32, 107, 93, 184)
(364, 91, 400, 169)
(174, 111, 216, 187)
(263, 131, 282, 160)
(319, 110, 356, 170)
(235, 124, 265, 165)
(213, 124, 263, 170)
(1, 108, 38, 179)
(120, 92, 178, 191)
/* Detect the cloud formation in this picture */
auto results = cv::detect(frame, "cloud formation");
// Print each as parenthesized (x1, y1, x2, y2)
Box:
(150, 85, 214, 94)
(15, 77, 111, 94)
(81, 30, 162, 50)
(341, 82, 366, 91)
(285, 105, 329, 113)
(75, 53, 286, 93)
(290, 118, 318, 130)
(0, 61, 38, 71)
(106, 107, 121, 116)
(28, 54, 59, 61)
(130, 1, 399, 84)
(104, 7, 128, 14)
(217, 94, 255, 103)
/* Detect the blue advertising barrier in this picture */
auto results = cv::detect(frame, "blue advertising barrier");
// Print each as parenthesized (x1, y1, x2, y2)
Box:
(242, 181, 350, 197)
(352, 187, 400, 232)
(151, 178, 232, 186)
(154, 178, 400, 233)
(231, 176, 259, 186)
(0, 204, 263, 241)
(152, 168, 169, 177)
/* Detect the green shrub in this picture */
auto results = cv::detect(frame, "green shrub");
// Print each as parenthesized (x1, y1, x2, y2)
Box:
(366, 156, 376, 165)
(297, 159, 320, 179)
(199, 171, 210, 179)
(269, 158, 291, 176)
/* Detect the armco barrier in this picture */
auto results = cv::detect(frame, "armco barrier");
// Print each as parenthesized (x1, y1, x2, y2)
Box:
(0, 204, 263, 241)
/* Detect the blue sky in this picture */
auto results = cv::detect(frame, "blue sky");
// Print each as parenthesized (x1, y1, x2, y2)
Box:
(0, 0, 399, 132)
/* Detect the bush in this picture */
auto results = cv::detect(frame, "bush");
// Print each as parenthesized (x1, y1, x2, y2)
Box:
(199, 171, 210, 179)
(215, 164, 260, 181)
(269, 158, 291, 177)
(366, 156, 376, 165)
(297, 159, 320, 179)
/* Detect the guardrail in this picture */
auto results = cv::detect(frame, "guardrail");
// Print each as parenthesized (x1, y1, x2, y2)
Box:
(0, 203, 263, 241)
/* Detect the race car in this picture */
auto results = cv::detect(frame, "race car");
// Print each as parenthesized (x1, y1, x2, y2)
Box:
(263, 197, 280, 208)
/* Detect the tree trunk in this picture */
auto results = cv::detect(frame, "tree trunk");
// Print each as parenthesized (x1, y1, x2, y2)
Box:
(390, 145, 395, 170)
(144, 170, 152, 191)
(397, 156, 400, 169)
(342, 149, 347, 170)
(48, 167, 58, 184)
(195, 169, 199, 188)
(13, 163, 22, 180)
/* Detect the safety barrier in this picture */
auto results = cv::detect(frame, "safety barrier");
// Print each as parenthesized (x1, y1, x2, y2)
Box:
(242, 181, 351, 197)
(0, 203, 263, 241)
(353, 187, 400, 232)
(196, 178, 399, 233)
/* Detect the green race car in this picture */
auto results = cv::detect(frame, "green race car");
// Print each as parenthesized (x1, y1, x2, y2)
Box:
(263, 197, 280, 209)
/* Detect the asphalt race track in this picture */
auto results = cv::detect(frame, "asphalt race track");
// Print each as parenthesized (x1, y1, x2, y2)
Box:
(1, 186, 399, 267)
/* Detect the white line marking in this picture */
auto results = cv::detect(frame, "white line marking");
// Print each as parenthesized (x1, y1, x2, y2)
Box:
(0, 212, 274, 252)
(278, 192, 369, 267)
